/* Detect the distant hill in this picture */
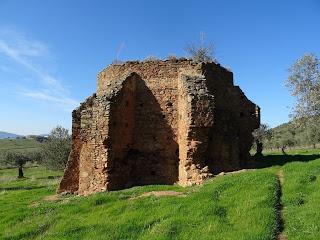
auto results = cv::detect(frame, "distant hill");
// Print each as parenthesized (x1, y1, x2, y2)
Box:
(0, 131, 22, 139)
(38, 134, 49, 137)
(264, 118, 320, 149)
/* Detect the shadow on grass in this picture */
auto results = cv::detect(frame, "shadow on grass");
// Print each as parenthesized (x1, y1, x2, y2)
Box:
(254, 154, 320, 169)
(0, 186, 46, 191)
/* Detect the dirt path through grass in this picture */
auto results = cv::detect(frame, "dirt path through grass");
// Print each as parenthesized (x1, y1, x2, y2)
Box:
(276, 170, 287, 240)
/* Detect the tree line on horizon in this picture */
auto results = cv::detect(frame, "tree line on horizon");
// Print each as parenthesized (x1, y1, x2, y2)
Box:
(253, 119, 319, 153)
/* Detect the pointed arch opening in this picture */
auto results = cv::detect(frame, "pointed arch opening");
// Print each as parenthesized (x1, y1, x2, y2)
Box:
(106, 73, 179, 190)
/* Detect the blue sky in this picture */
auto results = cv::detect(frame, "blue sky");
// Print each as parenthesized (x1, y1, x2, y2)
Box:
(0, 0, 319, 135)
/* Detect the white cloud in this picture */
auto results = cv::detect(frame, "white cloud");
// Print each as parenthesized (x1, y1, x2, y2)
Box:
(19, 89, 78, 110)
(0, 27, 49, 58)
(0, 27, 78, 109)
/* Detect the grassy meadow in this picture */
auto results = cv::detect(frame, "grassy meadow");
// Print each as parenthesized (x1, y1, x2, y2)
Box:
(0, 147, 320, 239)
(0, 138, 41, 152)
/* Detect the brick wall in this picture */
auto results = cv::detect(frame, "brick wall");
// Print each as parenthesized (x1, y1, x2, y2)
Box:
(58, 59, 260, 195)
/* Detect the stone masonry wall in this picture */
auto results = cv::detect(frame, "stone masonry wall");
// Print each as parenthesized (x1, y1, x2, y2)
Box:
(59, 59, 260, 195)
(177, 74, 214, 185)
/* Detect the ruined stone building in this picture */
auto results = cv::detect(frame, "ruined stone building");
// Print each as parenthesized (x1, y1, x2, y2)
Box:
(58, 59, 260, 195)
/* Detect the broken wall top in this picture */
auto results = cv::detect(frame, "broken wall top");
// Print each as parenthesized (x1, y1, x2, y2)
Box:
(96, 59, 234, 96)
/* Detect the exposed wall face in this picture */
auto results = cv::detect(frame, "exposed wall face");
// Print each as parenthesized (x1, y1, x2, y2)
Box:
(58, 59, 260, 195)
(202, 64, 260, 173)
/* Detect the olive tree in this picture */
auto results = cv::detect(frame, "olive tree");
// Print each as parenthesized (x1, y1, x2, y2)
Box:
(4, 151, 39, 178)
(279, 130, 296, 154)
(252, 123, 272, 156)
(303, 116, 320, 148)
(41, 126, 71, 170)
(286, 53, 320, 147)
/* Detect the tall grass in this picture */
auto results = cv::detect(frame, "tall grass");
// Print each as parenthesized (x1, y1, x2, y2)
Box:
(0, 167, 278, 240)
(1, 148, 320, 239)
(280, 149, 320, 239)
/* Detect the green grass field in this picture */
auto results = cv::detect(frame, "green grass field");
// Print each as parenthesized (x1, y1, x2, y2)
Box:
(0, 139, 41, 151)
(0, 148, 320, 239)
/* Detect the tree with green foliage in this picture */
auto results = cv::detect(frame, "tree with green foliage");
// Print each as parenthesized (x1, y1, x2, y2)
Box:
(279, 129, 296, 154)
(303, 116, 320, 148)
(4, 151, 40, 178)
(286, 53, 320, 118)
(286, 53, 320, 148)
(41, 126, 71, 170)
(252, 123, 272, 155)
